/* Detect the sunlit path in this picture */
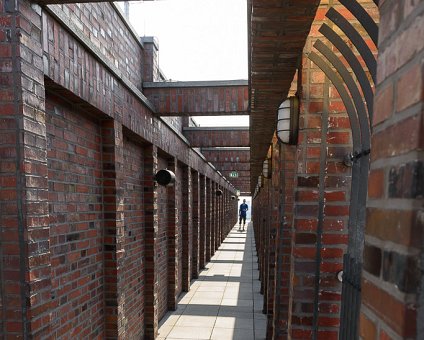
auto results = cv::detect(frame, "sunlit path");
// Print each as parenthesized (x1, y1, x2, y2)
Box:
(157, 223, 266, 340)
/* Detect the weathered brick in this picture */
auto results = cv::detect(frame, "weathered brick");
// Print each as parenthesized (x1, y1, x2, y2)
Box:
(363, 244, 382, 277)
(396, 63, 423, 112)
(373, 82, 394, 126)
(368, 168, 385, 199)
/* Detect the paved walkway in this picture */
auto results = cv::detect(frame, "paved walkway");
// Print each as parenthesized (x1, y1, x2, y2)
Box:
(157, 223, 266, 340)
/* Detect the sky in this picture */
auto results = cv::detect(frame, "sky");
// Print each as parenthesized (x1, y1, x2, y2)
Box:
(117, 0, 249, 127)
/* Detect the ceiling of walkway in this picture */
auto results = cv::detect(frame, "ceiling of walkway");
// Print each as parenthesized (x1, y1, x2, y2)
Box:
(249, 0, 320, 191)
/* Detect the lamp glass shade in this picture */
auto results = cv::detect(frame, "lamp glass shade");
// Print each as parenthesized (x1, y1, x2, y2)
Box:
(262, 158, 271, 178)
(277, 97, 299, 145)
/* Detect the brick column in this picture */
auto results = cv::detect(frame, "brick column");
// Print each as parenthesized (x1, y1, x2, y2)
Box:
(182, 166, 192, 291)
(167, 157, 178, 310)
(262, 181, 271, 314)
(223, 189, 227, 240)
(205, 178, 212, 262)
(211, 182, 217, 254)
(360, 1, 424, 338)
(267, 140, 280, 339)
(199, 175, 207, 269)
(274, 144, 296, 338)
(0, 2, 51, 338)
(101, 120, 126, 339)
(191, 171, 200, 279)
(143, 145, 159, 339)
(141, 36, 160, 82)
(217, 185, 222, 248)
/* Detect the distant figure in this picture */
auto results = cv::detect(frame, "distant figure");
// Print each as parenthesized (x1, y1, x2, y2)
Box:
(239, 199, 248, 231)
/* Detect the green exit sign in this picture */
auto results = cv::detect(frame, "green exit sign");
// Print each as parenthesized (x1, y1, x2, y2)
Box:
(229, 171, 239, 178)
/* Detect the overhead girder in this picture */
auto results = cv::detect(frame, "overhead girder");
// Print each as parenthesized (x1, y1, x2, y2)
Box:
(143, 80, 249, 116)
(183, 127, 249, 148)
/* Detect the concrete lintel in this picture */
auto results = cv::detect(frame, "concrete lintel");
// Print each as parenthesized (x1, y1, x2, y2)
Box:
(143, 79, 248, 88)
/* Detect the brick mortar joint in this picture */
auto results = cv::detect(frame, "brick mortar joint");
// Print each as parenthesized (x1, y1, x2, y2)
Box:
(365, 234, 421, 257)
(372, 102, 423, 134)
(362, 270, 418, 305)
(378, 1, 424, 53)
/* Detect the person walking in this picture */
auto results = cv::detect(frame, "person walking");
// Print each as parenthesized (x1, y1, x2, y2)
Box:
(239, 199, 248, 231)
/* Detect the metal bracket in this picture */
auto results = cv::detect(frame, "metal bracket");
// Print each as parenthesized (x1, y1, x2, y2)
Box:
(343, 149, 371, 167)
(5, 0, 17, 12)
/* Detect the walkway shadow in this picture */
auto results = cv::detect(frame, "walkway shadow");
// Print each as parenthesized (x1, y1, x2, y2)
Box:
(157, 223, 266, 340)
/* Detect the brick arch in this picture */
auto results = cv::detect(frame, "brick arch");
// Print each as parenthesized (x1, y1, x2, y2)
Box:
(306, 1, 378, 337)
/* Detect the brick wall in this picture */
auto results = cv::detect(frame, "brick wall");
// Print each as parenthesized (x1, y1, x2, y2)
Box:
(199, 175, 207, 269)
(157, 156, 169, 321)
(360, 0, 424, 339)
(46, 3, 144, 89)
(0, 1, 50, 337)
(254, 1, 379, 338)
(176, 163, 184, 297)
(274, 144, 296, 338)
(46, 94, 104, 338)
(0, 1, 237, 338)
(122, 135, 145, 338)
(192, 171, 200, 279)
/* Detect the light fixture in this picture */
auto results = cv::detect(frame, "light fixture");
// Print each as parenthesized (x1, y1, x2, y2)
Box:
(258, 175, 263, 188)
(262, 158, 271, 179)
(277, 96, 299, 145)
(154, 169, 176, 186)
(216, 189, 223, 197)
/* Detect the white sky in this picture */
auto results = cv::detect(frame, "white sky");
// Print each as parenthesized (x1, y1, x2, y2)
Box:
(117, 0, 249, 127)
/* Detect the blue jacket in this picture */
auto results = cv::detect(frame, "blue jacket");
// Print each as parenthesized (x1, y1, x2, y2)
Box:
(239, 203, 248, 217)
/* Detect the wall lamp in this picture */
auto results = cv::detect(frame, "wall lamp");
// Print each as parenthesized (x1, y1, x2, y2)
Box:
(216, 189, 223, 196)
(258, 175, 263, 188)
(262, 158, 271, 179)
(277, 96, 300, 145)
(154, 169, 176, 186)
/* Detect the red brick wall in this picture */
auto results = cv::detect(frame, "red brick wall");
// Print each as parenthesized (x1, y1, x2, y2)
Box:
(176, 163, 184, 296)
(157, 156, 169, 320)
(192, 171, 200, 279)
(256, 1, 379, 338)
(0, 1, 238, 338)
(46, 3, 144, 88)
(46, 94, 104, 338)
(290, 49, 350, 340)
(122, 136, 145, 338)
(360, 0, 424, 338)
(199, 175, 207, 269)
(274, 144, 296, 338)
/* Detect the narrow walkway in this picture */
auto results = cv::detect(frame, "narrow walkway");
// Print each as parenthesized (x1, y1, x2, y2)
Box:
(157, 223, 266, 340)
